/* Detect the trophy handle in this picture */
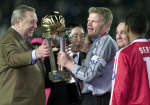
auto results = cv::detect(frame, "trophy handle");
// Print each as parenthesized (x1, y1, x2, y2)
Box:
(45, 39, 57, 71)
(46, 37, 69, 83)
(60, 37, 64, 51)
(59, 37, 65, 71)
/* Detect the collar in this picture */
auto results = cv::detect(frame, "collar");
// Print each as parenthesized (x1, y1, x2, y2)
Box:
(132, 38, 147, 43)
(70, 51, 79, 57)
(132, 37, 145, 42)
(91, 32, 107, 42)
(11, 26, 25, 40)
(101, 32, 107, 37)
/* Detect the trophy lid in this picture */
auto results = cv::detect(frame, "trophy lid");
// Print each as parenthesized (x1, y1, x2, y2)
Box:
(41, 11, 65, 38)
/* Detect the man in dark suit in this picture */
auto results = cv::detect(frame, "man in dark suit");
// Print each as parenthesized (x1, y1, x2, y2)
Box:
(66, 24, 87, 104)
(66, 24, 86, 64)
(47, 24, 86, 105)
(0, 5, 49, 105)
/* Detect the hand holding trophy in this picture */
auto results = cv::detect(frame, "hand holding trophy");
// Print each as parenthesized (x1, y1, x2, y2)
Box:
(41, 11, 71, 83)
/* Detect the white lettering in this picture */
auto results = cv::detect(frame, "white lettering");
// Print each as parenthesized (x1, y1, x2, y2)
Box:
(139, 47, 144, 54)
(139, 46, 150, 54)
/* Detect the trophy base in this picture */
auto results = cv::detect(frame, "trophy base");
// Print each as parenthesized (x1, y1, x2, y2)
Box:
(49, 71, 71, 83)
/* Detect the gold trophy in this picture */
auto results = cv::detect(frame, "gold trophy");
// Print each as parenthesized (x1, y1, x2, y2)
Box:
(41, 11, 71, 83)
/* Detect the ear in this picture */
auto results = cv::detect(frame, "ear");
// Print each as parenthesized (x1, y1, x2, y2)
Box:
(16, 18, 20, 24)
(125, 25, 130, 34)
(104, 24, 110, 32)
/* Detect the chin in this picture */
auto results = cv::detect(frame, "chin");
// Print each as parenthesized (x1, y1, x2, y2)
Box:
(88, 33, 94, 36)
(29, 33, 33, 37)
(27, 35, 33, 40)
(88, 31, 98, 36)
(119, 45, 125, 48)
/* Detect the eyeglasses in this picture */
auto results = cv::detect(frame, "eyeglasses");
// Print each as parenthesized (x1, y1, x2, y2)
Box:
(72, 34, 85, 39)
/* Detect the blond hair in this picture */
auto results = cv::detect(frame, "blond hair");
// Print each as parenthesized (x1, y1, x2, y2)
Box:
(88, 7, 113, 25)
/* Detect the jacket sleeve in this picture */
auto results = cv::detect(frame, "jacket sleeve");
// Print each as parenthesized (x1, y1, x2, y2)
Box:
(1, 36, 32, 67)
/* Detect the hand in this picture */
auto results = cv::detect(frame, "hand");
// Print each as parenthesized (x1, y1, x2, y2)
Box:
(57, 51, 66, 66)
(57, 51, 71, 66)
(35, 40, 50, 59)
(57, 51, 75, 72)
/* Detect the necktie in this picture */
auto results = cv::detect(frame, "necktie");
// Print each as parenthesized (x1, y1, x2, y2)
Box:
(73, 53, 77, 58)
(73, 53, 78, 64)
(72, 53, 82, 96)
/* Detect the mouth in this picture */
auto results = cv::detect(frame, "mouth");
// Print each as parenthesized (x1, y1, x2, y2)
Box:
(27, 30, 34, 37)
(88, 27, 94, 32)
(30, 29, 35, 32)
(29, 30, 35, 34)
(30, 28, 35, 32)
(117, 40, 124, 44)
(117, 39, 122, 41)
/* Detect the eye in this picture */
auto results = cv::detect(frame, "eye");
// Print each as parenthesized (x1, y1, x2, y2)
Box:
(72, 34, 85, 39)
(31, 20, 37, 24)
(72, 34, 78, 38)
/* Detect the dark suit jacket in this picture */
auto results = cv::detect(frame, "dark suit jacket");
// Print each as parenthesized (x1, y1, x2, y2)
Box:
(0, 28, 45, 105)
(78, 52, 86, 65)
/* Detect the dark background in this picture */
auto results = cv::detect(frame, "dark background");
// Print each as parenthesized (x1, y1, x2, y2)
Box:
(0, 0, 150, 39)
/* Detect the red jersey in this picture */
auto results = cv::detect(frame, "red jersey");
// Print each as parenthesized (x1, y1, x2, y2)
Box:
(110, 39, 150, 105)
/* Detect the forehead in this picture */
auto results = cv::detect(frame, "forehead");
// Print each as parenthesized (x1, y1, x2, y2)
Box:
(88, 13, 104, 21)
(117, 22, 125, 30)
(71, 27, 84, 34)
(24, 11, 37, 20)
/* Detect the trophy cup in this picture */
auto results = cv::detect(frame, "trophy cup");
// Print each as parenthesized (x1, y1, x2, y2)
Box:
(41, 11, 71, 83)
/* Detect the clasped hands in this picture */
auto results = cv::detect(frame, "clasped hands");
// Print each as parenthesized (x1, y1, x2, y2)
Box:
(35, 39, 74, 71)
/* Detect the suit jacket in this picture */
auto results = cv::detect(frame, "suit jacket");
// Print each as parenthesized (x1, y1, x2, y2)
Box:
(78, 51, 86, 65)
(0, 27, 45, 105)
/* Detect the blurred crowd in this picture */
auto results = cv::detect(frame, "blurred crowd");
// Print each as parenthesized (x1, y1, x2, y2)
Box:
(1, 0, 150, 39)
(0, 3, 150, 105)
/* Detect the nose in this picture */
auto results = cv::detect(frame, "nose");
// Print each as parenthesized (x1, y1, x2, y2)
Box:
(77, 38, 81, 42)
(87, 20, 92, 26)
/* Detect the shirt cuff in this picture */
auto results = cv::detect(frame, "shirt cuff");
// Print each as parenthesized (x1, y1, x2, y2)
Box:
(72, 64, 81, 75)
(32, 50, 37, 64)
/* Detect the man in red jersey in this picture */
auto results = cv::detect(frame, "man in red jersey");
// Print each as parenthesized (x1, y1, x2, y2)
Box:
(110, 11, 150, 105)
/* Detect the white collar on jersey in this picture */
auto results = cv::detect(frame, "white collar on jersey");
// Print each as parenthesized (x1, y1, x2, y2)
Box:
(132, 38, 148, 43)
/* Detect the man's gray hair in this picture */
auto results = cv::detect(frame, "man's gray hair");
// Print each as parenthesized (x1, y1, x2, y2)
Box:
(11, 5, 35, 25)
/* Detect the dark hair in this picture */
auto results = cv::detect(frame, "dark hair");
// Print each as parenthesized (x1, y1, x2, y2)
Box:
(118, 18, 125, 25)
(67, 23, 82, 29)
(125, 11, 149, 35)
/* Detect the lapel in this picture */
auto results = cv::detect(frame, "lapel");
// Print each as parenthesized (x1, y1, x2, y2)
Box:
(78, 52, 86, 65)
(8, 28, 45, 73)
(7, 28, 29, 50)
